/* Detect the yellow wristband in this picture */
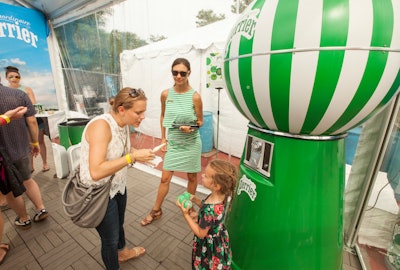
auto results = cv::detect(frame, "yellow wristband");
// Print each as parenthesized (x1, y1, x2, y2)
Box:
(30, 142, 39, 146)
(0, 115, 10, 124)
(125, 154, 133, 165)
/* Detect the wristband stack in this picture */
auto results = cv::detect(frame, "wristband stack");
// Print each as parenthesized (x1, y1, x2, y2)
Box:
(0, 115, 10, 126)
(125, 153, 135, 166)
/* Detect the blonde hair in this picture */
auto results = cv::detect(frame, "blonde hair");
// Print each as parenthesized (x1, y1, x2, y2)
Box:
(209, 159, 238, 203)
(112, 87, 146, 113)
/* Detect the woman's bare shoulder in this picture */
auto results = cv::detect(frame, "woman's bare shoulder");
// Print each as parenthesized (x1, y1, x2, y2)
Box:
(161, 88, 169, 96)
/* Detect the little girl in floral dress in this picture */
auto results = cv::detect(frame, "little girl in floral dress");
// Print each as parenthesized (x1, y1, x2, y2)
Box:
(176, 159, 237, 269)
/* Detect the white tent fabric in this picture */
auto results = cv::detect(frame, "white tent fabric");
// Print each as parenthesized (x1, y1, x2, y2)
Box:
(47, 24, 68, 112)
(120, 16, 249, 158)
(2, 0, 126, 28)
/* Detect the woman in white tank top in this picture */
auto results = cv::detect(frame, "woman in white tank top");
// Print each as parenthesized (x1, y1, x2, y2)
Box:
(80, 87, 155, 270)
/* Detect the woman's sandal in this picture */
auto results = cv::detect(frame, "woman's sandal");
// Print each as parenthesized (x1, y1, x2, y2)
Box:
(0, 243, 9, 265)
(140, 208, 162, 226)
(118, 246, 146, 263)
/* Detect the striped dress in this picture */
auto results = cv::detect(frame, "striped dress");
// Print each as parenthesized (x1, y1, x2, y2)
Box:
(163, 88, 201, 173)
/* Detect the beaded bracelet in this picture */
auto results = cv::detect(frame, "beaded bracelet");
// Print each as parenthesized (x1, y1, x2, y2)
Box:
(0, 117, 7, 126)
(0, 115, 10, 125)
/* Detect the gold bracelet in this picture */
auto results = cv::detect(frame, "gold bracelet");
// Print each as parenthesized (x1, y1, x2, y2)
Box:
(0, 115, 10, 124)
(30, 142, 39, 146)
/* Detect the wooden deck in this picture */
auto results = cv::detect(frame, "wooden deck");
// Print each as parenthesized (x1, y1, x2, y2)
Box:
(0, 137, 362, 270)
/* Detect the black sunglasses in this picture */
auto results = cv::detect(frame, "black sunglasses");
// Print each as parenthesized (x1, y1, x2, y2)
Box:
(171, 70, 188, 77)
(8, 75, 20, 79)
(128, 88, 144, 98)
(119, 88, 145, 107)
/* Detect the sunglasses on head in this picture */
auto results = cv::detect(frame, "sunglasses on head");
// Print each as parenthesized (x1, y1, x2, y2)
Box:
(128, 88, 144, 98)
(8, 75, 20, 79)
(171, 70, 188, 77)
(119, 88, 145, 107)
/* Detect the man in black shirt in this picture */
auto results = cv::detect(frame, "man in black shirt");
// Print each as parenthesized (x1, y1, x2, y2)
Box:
(0, 78, 49, 229)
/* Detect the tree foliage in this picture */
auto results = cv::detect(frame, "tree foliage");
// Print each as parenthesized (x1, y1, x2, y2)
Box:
(149, 34, 167, 43)
(55, 11, 147, 74)
(231, 0, 253, 14)
(195, 9, 225, 27)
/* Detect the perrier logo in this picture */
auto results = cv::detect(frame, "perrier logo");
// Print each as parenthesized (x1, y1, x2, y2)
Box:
(229, 9, 259, 40)
(237, 175, 257, 201)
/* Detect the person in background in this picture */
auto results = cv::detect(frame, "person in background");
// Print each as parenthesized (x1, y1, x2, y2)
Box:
(0, 106, 28, 265)
(79, 87, 155, 269)
(0, 76, 49, 229)
(5, 66, 49, 173)
(141, 58, 203, 226)
(176, 159, 237, 270)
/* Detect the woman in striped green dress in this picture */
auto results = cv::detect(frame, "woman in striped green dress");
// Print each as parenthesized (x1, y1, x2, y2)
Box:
(141, 58, 203, 226)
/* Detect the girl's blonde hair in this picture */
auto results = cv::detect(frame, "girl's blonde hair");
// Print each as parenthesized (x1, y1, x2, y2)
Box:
(209, 159, 238, 203)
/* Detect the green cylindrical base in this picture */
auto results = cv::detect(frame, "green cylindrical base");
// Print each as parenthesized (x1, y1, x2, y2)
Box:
(227, 127, 345, 270)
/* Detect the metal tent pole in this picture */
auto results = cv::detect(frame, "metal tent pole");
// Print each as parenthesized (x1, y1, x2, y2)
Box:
(215, 87, 222, 159)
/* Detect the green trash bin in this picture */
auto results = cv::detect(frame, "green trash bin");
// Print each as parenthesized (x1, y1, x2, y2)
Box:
(58, 118, 90, 149)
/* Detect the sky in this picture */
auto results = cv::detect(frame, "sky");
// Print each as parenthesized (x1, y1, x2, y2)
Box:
(0, 3, 57, 107)
(105, 0, 237, 40)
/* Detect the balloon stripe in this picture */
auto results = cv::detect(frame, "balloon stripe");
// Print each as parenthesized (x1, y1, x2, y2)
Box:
(270, 1, 299, 131)
(224, 43, 247, 119)
(334, 0, 400, 134)
(226, 4, 263, 126)
(381, 0, 400, 104)
(224, 0, 400, 135)
(381, 69, 400, 105)
(328, 55, 389, 134)
(370, 0, 394, 47)
(326, 0, 393, 133)
(334, 52, 400, 134)
(300, 1, 348, 134)
(238, 1, 267, 127)
(289, 0, 323, 133)
(252, 0, 279, 131)
(227, 39, 260, 126)
(312, 0, 373, 134)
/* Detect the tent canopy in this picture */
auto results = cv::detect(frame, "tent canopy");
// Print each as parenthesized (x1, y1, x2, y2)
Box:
(120, 15, 249, 158)
(1, 0, 124, 27)
(129, 15, 239, 58)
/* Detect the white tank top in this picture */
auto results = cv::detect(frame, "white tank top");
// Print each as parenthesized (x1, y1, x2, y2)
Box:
(79, 113, 130, 198)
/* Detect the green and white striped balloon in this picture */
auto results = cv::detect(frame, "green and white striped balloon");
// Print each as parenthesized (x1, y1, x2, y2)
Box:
(224, 0, 400, 135)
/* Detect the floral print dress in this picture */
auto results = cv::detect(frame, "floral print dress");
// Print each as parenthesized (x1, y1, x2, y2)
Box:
(192, 195, 232, 270)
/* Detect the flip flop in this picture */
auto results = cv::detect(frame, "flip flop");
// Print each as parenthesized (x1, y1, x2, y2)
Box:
(0, 243, 10, 265)
(42, 167, 50, 172)
(118, 246, 146, 263)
